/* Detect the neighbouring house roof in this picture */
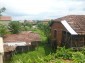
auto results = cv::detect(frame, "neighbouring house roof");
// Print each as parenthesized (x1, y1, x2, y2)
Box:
(54, 15, 85, 35)
(3, 31, 40, 44)
(4, 42, 27, 46)
(3, 31, 40, 52)
(0, 16, 12, 21)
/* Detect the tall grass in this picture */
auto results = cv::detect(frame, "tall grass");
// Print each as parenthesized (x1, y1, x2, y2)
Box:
(6, 27, 85, 63)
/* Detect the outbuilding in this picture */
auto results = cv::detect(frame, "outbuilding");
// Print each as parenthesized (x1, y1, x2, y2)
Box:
(50, 15, 85, 49)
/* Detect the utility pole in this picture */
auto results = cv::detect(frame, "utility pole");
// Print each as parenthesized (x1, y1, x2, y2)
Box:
(0, 37, 4, 63)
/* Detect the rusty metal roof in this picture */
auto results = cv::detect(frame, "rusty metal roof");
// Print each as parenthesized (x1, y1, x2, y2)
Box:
(54, 15, 85, 35)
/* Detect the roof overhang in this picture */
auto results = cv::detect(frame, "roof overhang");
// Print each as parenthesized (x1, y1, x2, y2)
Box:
(4, 42, 27, 46)
(61, 20, 78, 35)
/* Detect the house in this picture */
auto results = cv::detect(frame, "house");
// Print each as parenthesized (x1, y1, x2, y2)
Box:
(3, 31, 40, 61)
(0, 16, 12, 25)
(50, 15, 85, 49)
(3, 31, 40, 52)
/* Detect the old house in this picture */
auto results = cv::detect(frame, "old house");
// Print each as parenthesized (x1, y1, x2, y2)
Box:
(0, 16, 12, 25)
(3, 31, 40, 61)
(50, 15, 85, 48)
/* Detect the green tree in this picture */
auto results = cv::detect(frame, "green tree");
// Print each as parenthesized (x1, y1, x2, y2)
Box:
(23, 22, 32, 28)
(0, 24, 9, 37)
(0, 7, 6, 16)
(37, 21, 51, 42)
(8, 21, 21, 34)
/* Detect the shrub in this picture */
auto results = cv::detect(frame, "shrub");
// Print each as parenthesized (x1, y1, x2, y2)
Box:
(22, 22, 32, 28)
(55, 59, 64, 63)
(72, 52, 85, 63)
(44, 54, 54, 62)
(8, 21, 21, 34)
(0, 24, 9, 37)
(55, 47, 72, 59)
(21, 26, 30, 31)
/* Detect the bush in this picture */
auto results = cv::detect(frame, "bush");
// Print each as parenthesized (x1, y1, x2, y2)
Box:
(21, 26, 30, 31)
(8, 21, 21, 34)
(55, 59, 64, 63)
(72, 52, 85, 63)
(0, 24, 9, 37)
(55, 47, 72, 59)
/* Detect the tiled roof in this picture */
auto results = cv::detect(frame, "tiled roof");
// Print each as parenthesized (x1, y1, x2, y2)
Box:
(54, 15, 85, 35)
(3, 31, 40, 52)
(3, 31, 40, 43)
(0, 16, 12, 21)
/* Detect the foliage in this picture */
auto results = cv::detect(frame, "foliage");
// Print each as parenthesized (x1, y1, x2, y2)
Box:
(0, 24, 9, 37)
(21, 26, 30, 31)
(22, 22, 32, 28)
(8, 46, 85, 63)
(10, 44, 46, 63)
(72, 52, 85, 63)
(8, 21, 22, 34)
(32, 29, 47, 42)
(0, 7, 6, 16)
(55, 59, 64, 63)
(55, 47, 72, 59)
(36, 21, 51, 43)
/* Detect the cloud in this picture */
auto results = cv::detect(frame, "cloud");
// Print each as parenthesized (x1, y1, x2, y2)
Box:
(0, 0, 85, 20)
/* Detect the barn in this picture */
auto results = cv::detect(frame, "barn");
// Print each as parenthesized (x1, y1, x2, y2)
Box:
(50, 15, 85, 49)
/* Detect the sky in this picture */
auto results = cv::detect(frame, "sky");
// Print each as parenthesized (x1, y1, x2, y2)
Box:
(0, 0, 85, 20)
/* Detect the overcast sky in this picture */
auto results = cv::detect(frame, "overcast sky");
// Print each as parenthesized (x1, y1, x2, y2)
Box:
(0, 0, 85, 20)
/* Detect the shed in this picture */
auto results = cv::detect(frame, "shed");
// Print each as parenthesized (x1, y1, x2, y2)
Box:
(3, 31, 40, 61)
(50, 15, 85, 48)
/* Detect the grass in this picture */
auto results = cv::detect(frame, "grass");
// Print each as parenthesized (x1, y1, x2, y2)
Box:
(6, 28, 85, 63)
(9, 45, 85, 63)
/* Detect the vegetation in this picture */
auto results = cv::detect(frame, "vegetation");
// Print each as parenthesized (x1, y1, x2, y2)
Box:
(9, 46, 85, 63)
(21, 22, 33, 31)
(37, 21, 51, 42)
(0, 24, 9, 37)
(1, 20, 85, 63)
(0, 7, 6, 16)
(8, 21, 22, 34)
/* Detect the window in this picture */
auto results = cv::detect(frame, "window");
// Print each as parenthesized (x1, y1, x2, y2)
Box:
(54, 30, 57, 38)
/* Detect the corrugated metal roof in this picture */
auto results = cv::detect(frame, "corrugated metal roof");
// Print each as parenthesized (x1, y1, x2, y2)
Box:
(54, 15, 85, 35)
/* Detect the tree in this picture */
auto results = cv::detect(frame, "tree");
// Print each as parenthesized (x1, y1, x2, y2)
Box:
(8, 21, 22, 34)
(0, 24, 9, 37)
(37, 21, 51, 43)
(0, 7, 6, 16)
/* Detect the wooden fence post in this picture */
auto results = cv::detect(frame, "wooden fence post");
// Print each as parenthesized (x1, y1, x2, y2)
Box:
(0, 37, 4, 63)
